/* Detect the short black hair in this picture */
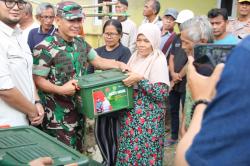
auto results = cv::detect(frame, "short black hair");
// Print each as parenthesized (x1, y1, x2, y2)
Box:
(103, 19, 123, 35)
(118, 0, 128, 7)
(207, 8, 228, 21)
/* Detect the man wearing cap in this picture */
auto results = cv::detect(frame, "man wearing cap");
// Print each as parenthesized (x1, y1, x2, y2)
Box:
(227, 0, 250, 39)
(165, 9, 194, 147)
(32, 1, 129, 152)
(160, 8, 178, 57)
(115, 0, 137, 54)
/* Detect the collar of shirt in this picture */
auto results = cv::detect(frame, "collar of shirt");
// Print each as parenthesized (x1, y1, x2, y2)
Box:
(162, 31, 174, 36)
(144, 15, 160, 24)
(38, 25, 56, 35)
(233, 18, 250, 25)
(55, 32, 75, 48)
(120, 17, 128, 22)
(0, 21, 22, 37)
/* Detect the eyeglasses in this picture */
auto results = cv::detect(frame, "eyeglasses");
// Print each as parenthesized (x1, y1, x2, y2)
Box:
(0, 0, 27, 10)
(103, 32, 119, 38)
(40, 16, 55, 20)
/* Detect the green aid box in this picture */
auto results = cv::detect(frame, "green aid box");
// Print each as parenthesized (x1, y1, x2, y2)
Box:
(77, 69, 133, 119)
(0, 126, 100, 166)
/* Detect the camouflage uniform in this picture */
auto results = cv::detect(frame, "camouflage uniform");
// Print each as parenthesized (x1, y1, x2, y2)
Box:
(33, 31, 96, 152)
(227, 18, 250, 39)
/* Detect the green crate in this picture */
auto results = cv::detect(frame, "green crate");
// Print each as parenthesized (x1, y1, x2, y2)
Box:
(77, 69, 133, 119)
(0, 126, 101, 166)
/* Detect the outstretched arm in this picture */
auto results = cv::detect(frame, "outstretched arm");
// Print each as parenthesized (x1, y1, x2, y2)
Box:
(90, 55, 130, 72)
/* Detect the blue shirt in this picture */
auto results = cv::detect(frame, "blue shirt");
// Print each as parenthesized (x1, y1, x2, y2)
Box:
(214, 33, 239, 45)
(160, 31, 172, 50)
(186, 36, 250, 165)
(27, 25, 56, 52)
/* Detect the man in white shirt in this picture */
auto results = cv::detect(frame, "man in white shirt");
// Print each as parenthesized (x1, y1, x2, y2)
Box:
(141, 0, 162, 29)
(115, 0, 137, 54)
(19, 2, 39, 43)
(0, 0, 44, 127)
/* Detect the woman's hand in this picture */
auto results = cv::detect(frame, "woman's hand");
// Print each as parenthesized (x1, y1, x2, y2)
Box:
(122, 72, 144, 87)
(117, 61, 131, 72)
(187, 56, 224, 101)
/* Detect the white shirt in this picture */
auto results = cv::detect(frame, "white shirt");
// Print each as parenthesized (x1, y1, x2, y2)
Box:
(141, 15, 163, 30)
(120, 18, 137, 54)
(21, 21, 39, 44)
(0, 21, 35, 126)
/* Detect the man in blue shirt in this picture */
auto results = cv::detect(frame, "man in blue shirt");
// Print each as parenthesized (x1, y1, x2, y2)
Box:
(160, 8, 178, 57)
(175, 31, 250, 166)
(27, 2, 56, 51)
(208, 8, 239, 44)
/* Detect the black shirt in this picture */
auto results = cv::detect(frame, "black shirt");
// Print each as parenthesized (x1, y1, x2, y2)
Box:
(170, 34, 188, 92)
(88, 43, 131, 73)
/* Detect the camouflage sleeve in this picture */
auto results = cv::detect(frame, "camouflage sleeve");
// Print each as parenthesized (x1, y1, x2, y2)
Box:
(33, 46, 53, 77)
(87, 48, 97, 61)
(84, 41, 97, 61)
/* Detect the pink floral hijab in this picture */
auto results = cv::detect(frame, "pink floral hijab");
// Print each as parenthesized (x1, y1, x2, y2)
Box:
(128, 23, 170, 85)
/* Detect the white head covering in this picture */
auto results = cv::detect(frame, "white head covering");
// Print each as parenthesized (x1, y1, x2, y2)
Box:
(138, 23, 161, 50)
(128, 23, 170, 85)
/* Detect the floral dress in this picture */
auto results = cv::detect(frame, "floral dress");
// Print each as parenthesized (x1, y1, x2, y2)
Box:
(116, 79, 169, 165)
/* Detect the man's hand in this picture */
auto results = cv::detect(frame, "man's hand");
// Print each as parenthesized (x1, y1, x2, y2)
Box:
(169, 80, 175, 92)
(30, 103, 44, 126)
(122, 72, 143, 87)
(171, 72, 182, 83)
(58, 80, 79, 96)
(29, 157, 53, 166)
(187, 56, 224, 101)
(27, 105, 39, 124)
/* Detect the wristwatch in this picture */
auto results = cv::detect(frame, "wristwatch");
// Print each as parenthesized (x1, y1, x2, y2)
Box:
(35, 100, 42, 105)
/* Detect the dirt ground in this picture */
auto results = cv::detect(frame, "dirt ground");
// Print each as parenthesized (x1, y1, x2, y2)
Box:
(163, 133, 176, 166)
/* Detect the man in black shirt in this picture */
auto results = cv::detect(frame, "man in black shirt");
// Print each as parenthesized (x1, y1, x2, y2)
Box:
(165, 10, 194, 146)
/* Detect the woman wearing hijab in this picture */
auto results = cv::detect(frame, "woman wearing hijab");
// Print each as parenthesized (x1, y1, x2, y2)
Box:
(116, 23, 170, 165)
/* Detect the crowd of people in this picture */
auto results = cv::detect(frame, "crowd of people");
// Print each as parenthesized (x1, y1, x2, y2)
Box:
(0, 0, 250, 165)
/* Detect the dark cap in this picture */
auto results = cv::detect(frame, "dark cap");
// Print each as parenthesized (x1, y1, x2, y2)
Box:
(56, 1, 84, 20)
(163, 8, 178, 20)
(118, 0, 128, 6)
